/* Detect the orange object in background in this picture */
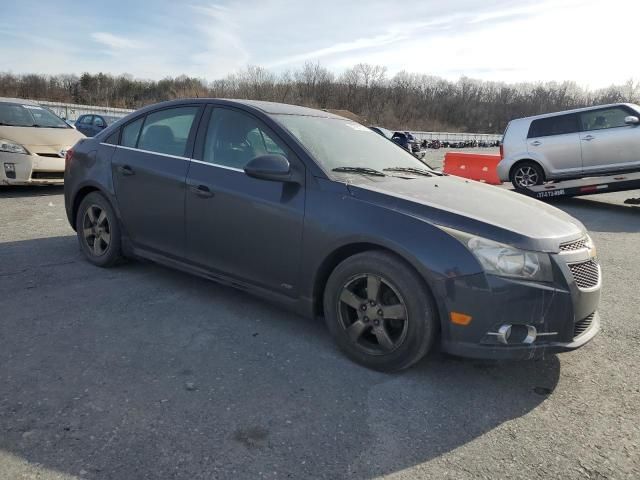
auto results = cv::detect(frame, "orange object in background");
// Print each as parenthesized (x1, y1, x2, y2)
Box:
(443, 152, 502, 185)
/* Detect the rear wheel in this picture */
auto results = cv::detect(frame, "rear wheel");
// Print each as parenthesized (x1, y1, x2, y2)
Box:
(510, 161, 545, 189)
(76, 192, 123, 267)
(323, 251, 438, 372)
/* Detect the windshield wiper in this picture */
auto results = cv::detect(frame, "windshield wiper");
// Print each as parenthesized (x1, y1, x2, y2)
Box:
(383, 167, 435, 177)
(332, 166, 386, 177)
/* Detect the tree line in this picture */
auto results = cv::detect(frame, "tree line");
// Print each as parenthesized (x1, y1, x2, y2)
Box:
(0, 63, 638, 133)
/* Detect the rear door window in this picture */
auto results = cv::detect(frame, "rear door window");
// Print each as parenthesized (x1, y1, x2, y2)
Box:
(121, 117, 144, 148)
(579, 107, 630, 131)
(79, 115, 93, 125)
(138, 107, 199, 157)
(93, 116, 105, 128)
(528, 114, 579, 138)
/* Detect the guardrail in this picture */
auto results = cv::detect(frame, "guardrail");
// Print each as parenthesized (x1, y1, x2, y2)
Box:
(33, 100, 134, 121)
(410, 131, 502, 143)
(29, 99, 503, 142)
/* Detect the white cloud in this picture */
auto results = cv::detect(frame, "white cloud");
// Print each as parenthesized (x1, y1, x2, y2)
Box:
(91, 32, 144, 50)
(0, 0, 637, 88)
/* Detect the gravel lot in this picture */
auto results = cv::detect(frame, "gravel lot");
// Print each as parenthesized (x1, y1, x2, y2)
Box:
(0, 180, 639, 480)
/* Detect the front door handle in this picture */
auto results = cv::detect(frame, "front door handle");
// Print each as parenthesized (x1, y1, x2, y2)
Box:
(530, 140, 542, 146)
(189, 184, 214, 198)
(583, 135, 595, 141)
(117, 165, 135, 176)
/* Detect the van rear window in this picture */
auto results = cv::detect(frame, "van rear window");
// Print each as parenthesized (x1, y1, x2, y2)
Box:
(528, 114, 579, 138)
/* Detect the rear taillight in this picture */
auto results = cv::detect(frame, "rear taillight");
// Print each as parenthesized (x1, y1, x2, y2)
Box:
(499, 143, 504, 159)
(64, 148, 74, 170)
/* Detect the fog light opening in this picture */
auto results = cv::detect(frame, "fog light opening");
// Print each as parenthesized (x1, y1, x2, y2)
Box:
(492, 324, 537, 345)
(4, 163, 16, 179)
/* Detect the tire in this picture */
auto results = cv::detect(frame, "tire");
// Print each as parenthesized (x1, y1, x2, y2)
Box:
(75, 191, 123, 268)
(510, 161, 545, 190)
(323, 251, 438, 372)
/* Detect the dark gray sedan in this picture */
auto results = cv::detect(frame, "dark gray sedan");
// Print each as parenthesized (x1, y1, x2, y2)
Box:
(64, 99, 601, 371)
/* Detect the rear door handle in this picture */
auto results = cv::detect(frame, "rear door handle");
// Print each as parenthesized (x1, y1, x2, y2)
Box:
(117, 165, 135, 176)
(189, 184, 214, 198)
(530, 140, 542, 146)
(583, 135, 595, 141)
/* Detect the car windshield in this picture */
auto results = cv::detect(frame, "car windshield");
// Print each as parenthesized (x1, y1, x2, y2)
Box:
(0, 102, 69, 128)
(276, 115, 431, 175)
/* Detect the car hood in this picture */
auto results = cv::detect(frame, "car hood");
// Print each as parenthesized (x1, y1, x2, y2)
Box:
(344, 174, 586, 252)
(0, 125, 84, 150)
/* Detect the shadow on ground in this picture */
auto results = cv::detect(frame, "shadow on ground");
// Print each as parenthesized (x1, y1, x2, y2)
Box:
(546, 196, 640, 234)
(0, 185, 65, 199)
(0, 235, 560, 479)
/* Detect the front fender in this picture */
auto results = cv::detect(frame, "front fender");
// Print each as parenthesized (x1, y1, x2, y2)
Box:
(300, 184, 485, 321)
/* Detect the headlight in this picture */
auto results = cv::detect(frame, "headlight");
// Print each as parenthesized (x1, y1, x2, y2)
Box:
(443, 227, 553, 282)
(0, 139, 28, 154)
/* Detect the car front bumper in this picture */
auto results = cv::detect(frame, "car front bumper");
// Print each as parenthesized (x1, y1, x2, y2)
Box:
(1, 151, 65, 185)
(433, 252, 601, 360)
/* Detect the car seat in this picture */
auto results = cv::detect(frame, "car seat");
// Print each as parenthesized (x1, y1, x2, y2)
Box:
(140, 125, 181, 156)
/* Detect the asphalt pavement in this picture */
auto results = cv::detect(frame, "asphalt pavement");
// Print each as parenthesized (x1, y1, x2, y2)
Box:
(0, 183, 638, 479)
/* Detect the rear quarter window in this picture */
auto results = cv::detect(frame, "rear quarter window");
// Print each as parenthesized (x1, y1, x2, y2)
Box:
(527, 114, 579, 138)
(121, 117, 144, 148)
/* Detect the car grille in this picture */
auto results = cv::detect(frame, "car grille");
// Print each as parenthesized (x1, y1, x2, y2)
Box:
(574, 313, 595, 339)
(568, 260, 600, 289)
(31, 171, 64, 180)
(36, 153, 63, 158)
(560, 237, 588, 251)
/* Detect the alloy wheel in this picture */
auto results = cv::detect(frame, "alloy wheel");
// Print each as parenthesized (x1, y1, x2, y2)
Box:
(513, 166, 539, 188)
(82, 204, 111, 256)
(337, 274, 408, 355)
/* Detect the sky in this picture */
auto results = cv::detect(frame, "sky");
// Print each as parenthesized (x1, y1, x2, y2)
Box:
(0, 0, 638, 89)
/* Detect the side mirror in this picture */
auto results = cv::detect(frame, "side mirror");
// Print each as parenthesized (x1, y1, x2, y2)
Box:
(244, 154, 295, 182)
(624, 115, 639, 125)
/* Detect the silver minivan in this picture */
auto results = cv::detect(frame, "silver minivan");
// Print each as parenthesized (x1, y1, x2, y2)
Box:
(498, 103, 640, 189)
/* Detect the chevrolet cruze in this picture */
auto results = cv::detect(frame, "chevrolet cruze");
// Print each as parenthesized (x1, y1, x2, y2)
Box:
(64, 99, 601, 371)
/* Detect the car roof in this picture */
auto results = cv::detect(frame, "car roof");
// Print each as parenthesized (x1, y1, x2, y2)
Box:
(0, 97, 40, 106)
(512, 103, 638, 124)
(130, 98, 348, 120)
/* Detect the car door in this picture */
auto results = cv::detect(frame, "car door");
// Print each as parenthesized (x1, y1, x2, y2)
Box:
(93, 115, 106, 136)
(111, 105, 202, 257)
(76, 115, 94, 136)
(578, 106, 640, 174)
(184, 105, 305, 295)
(526, 113, 582, 177)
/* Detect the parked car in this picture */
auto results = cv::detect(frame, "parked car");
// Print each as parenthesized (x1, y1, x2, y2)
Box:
(391, 131, 415, 151)
(75, 114, 121, 137)
(498, 103, 640, 189)
(65, 99, 600, 371)
(0, 97, 85, 185)
(368, 126, 393, 139)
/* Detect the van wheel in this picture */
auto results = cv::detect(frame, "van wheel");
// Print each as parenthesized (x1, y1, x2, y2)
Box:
(510, 161, 544, 189)
(76, 192, 123, 267)
(323, 251, 438, 372)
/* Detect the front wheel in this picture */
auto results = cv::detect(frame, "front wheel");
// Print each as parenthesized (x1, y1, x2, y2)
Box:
(323, 251, 438, 372)
(510, 161, 545, 189)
